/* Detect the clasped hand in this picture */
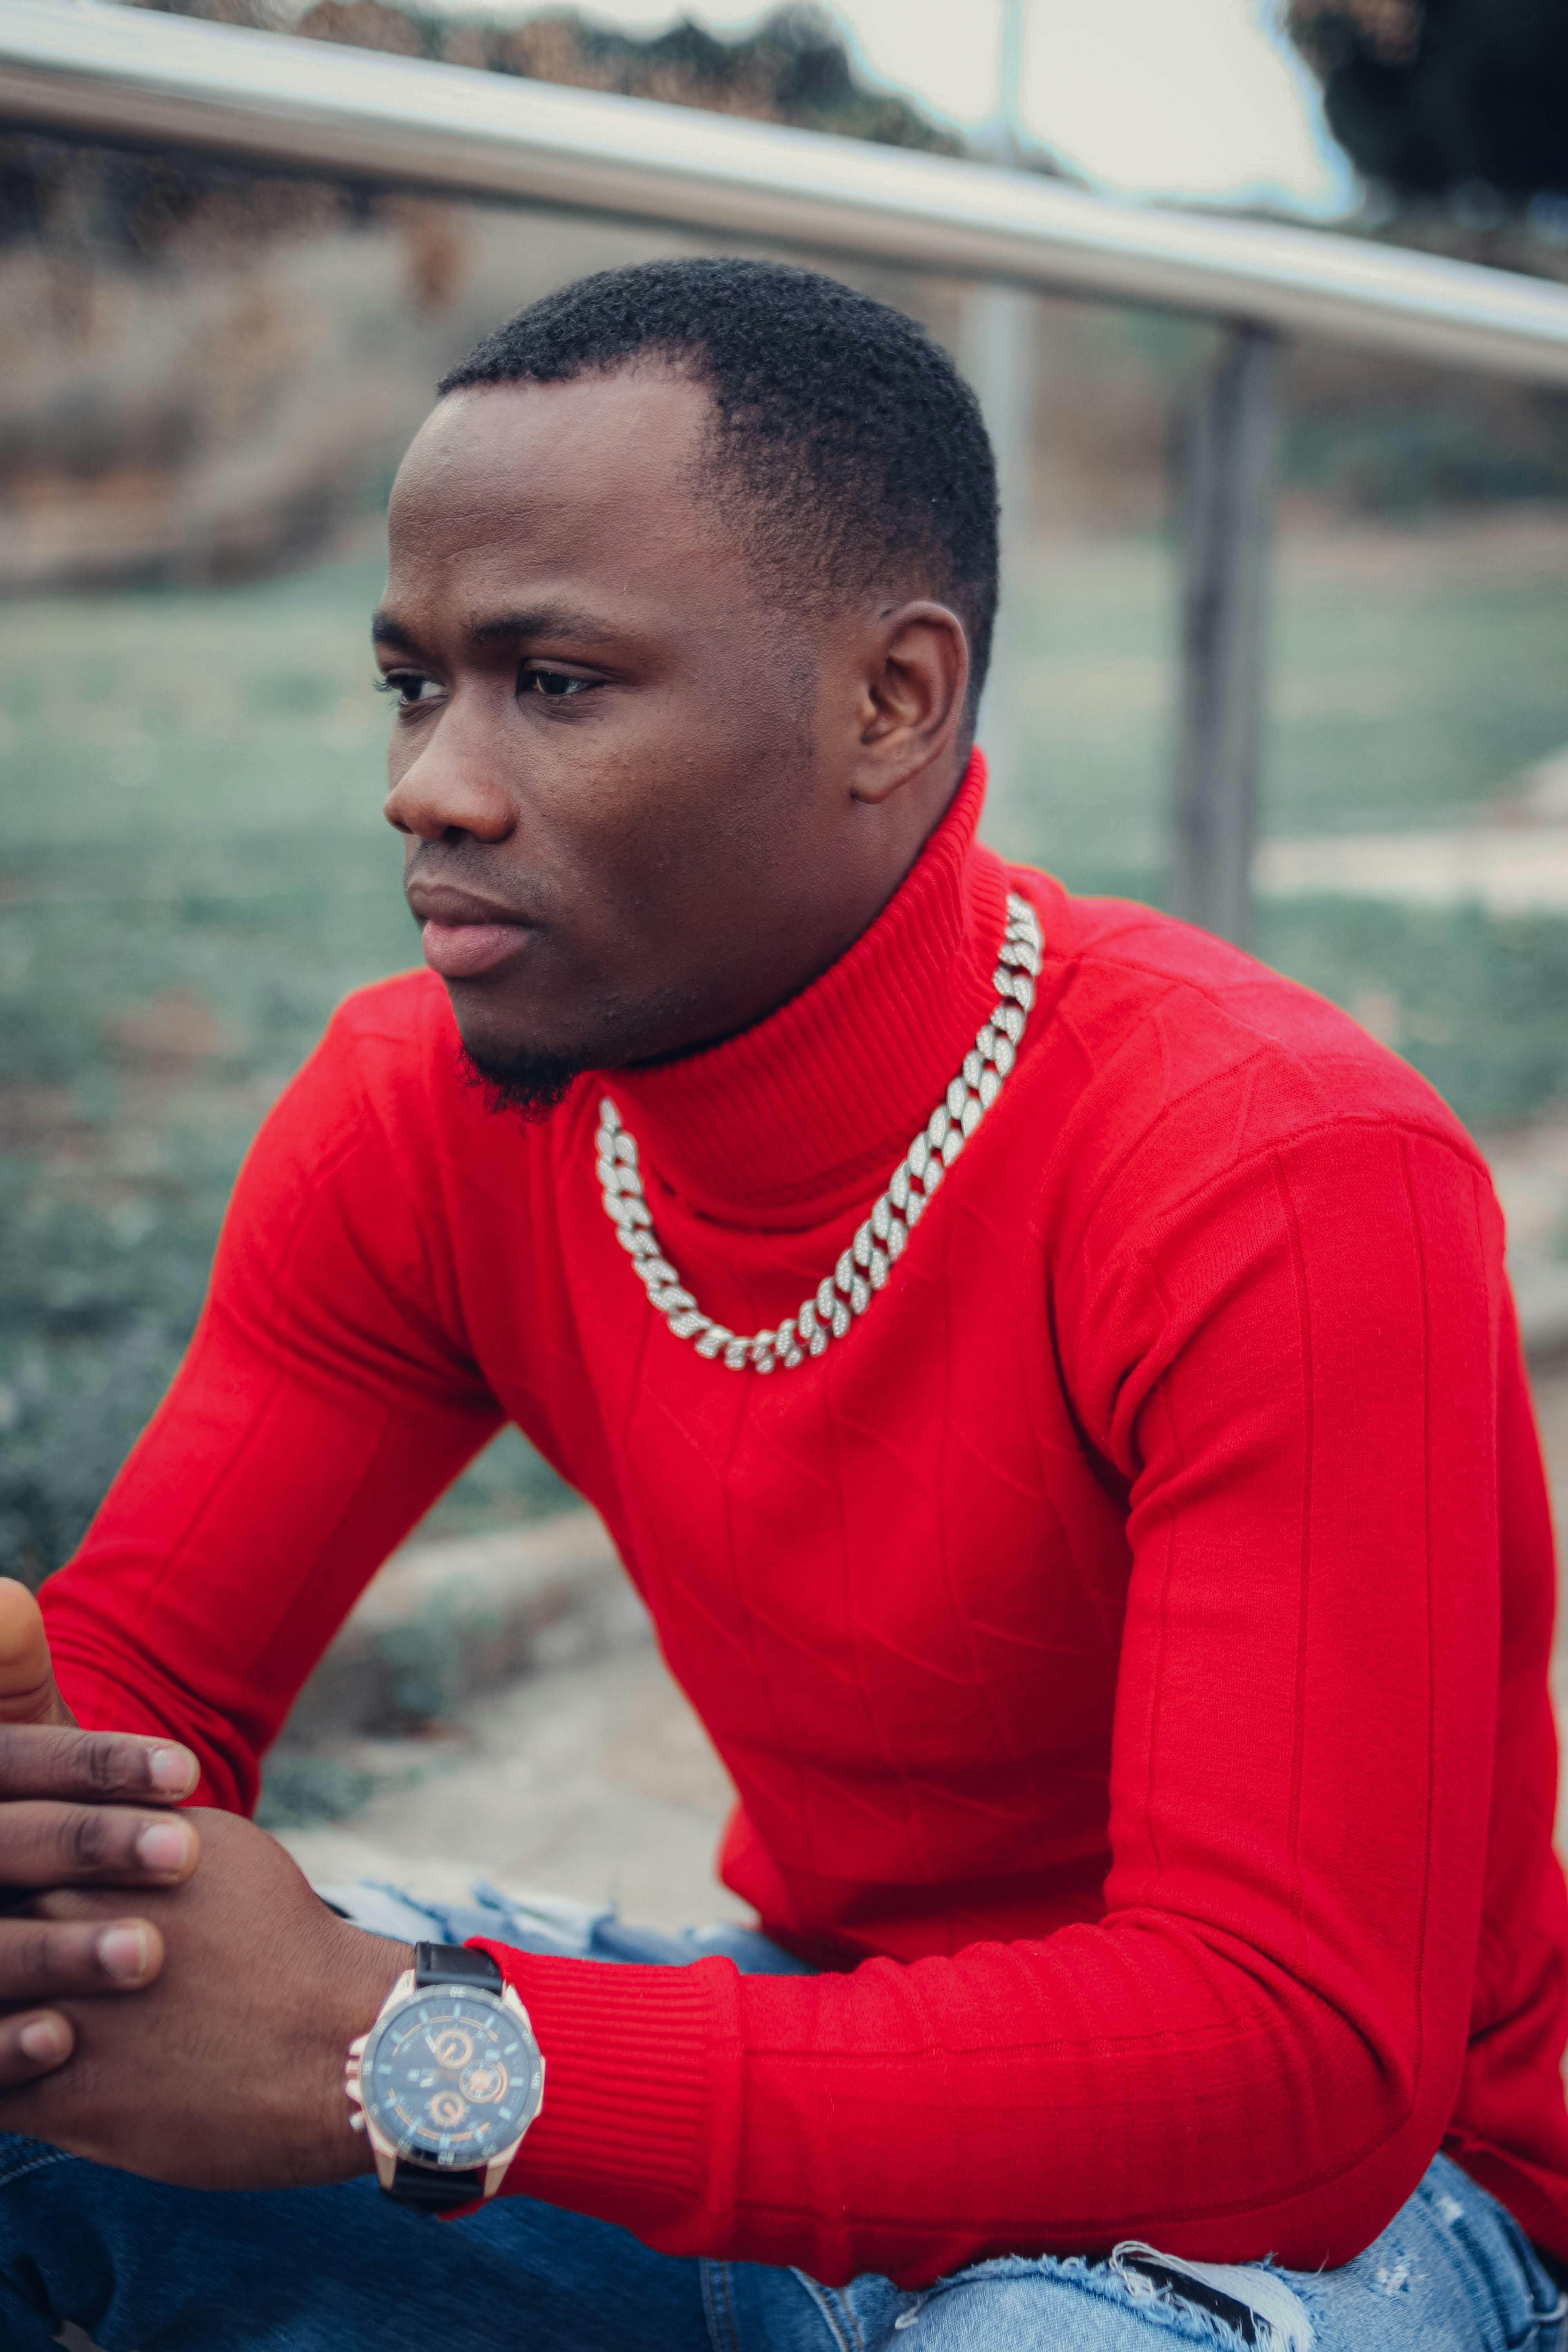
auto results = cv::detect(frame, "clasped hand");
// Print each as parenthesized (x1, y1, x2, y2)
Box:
(0, 1579, 405, 2187)
(0, 1576, 199, 2082)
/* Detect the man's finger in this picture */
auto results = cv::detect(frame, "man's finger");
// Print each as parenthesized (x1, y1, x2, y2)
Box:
(0, 2010, 75, 2087)
(0, 1581, 72, 1728)
(0, 1916, 164, 2002)
(0, 1722, 198, 1806)
(0, 1802, 198, 1891)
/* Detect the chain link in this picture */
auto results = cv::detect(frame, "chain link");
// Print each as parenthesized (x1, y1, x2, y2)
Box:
(595, 893, 1042, 1372)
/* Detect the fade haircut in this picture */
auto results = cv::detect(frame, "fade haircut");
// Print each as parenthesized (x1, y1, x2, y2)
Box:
(437, 258, 1000, 722)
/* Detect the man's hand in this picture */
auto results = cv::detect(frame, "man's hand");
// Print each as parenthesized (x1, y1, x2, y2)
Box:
(0, 1808, 409, 2190)
(0, 1580, 203, 2085)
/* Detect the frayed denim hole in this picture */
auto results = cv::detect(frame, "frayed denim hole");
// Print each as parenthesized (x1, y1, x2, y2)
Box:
(1111, 2245, 1317, 2352)
(1114, 2261, 1265, 2347)
(914, 2250, 1270, 2346)
(922, 2252, 1096, 2293)
(1367, 2243, 1419, 2298)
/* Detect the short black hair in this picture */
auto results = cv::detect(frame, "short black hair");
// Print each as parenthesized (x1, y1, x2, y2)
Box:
(438, 258, 999, 716)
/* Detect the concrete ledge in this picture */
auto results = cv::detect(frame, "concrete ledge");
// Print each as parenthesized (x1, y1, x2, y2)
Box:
(1519, 1261, 1568, 1372)
(285, 1508, 648, 1738)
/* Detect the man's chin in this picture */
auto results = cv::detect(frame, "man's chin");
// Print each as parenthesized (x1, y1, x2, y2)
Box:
(456, 1040, 582, 1125)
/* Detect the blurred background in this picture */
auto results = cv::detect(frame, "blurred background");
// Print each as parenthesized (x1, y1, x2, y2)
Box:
(2, 0, 1566, 1631)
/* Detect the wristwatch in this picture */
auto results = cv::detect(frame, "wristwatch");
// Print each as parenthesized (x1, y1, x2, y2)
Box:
(345, 1941, 545, 2211)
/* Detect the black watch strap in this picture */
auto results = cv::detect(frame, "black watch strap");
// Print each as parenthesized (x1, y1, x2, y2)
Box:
(391, 1944, 506, 2211)
(412, 1941, 503, 1993)
(390, 2156, 488, 2212)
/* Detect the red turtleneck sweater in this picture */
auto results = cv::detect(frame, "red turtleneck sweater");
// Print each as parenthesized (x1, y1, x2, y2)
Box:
(43, 757, 1568, 2285)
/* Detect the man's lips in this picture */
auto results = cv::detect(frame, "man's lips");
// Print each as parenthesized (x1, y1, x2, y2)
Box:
(419, 919, 533, 979)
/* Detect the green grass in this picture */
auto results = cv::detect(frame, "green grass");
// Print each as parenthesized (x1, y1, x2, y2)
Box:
(983, 531, 1568, 881)
(0, 554, 568, 1582)
(982, 532, 1568, 1130)
(1257, 898, 1568, 1131)
(2, 527, 1565, 1581)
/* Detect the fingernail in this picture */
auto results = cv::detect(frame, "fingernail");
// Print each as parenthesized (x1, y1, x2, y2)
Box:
(135, 1820, 190, 1875)
(97, 1925, 151, 1983)
(18, 2018, 66, 2063)
(147, 1746, 197, 1797)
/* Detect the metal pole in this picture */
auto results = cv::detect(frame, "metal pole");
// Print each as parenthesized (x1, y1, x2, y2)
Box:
(966, 0, 1033, 808)
(1172, 320, 1285, 948)
(965, 283, 1034, 807)
(5, 2, 1568, 388)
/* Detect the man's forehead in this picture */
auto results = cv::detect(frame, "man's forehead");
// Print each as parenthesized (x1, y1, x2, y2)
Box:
(383, 373, 735, 615)
(393, 367, 712, 516)
(376, 391, 768, 650)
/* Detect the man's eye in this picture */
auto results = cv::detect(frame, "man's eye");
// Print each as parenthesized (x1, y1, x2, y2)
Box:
(375, 672, 441, 707)
(521, 668, 597, 701)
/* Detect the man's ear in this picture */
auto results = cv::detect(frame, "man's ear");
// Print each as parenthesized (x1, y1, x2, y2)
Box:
(849, 601, 970, 806)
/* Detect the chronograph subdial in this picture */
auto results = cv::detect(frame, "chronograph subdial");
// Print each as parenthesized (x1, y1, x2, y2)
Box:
(427, 2026, 475, 2072)
(461, 2058, 510, 2105)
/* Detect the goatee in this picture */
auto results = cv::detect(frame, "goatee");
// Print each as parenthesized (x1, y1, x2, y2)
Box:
(457, 1041, 581, 1125)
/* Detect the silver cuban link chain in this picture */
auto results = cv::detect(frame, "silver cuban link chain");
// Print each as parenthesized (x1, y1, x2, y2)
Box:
(595, 892, 1043, 1373)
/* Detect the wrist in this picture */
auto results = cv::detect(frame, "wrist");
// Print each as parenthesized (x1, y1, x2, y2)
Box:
(307, 1928, 414, 2185)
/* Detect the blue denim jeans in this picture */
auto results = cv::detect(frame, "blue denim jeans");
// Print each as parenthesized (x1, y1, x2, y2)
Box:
(0, 1882, 1563, 2352)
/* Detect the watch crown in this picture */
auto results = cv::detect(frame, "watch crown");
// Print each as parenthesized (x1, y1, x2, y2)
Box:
(349, 2111, 367, 2133)
(348, 2034, 368, 2058)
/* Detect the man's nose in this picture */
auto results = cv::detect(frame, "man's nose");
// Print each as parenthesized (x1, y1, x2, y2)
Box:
(383, 710, 516, 844)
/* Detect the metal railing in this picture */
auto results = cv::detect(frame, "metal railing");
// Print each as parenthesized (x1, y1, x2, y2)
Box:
(5, 0, 1568, 938)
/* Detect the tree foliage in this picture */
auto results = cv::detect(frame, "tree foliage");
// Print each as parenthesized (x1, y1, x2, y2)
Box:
(1289, 0, 1568, 201)
(136, 0, 958, 154)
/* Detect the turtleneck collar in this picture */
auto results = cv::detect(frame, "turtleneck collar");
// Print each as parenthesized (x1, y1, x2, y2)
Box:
(604, 751, 1010, 1230)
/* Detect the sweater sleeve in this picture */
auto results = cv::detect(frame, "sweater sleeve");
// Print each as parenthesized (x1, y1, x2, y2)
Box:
(42, 993, 503, 1811)
(476, 1115, 1516, 2284)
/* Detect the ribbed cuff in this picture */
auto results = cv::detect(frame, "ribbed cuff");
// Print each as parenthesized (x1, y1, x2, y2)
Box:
(470, 1940, 744, 2253)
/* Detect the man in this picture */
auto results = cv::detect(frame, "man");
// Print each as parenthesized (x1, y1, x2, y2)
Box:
(0, 258, 1561, 2351)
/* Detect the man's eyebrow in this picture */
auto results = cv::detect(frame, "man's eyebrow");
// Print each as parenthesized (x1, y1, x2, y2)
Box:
(468, 604, 619, 648)
(371, 605, 625, 655)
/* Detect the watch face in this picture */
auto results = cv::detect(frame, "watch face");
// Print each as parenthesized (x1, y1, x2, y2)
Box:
(362, 1989, 541, 2168)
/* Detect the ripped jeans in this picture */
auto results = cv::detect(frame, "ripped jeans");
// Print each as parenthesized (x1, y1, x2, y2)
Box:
(0, 1883, 1563, 2352)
